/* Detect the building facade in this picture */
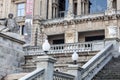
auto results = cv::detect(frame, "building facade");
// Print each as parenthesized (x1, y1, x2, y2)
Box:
(0, 0, 120, 46)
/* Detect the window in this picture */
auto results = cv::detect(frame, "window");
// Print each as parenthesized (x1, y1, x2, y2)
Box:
(85, 35, 105, 42)
(17, 3, 25, 16)
(113, 0, 117, 10)
(58, 0, 66, 17)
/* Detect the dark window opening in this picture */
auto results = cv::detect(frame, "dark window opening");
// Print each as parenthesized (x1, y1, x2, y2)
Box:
(85, 35, 105, 42)
(22, 25, 25, 35)
(53, 39, 64, 44)
(74, 3, 77, 15)
(52, 39, 64, 50)
(113, 0, 117, 10)
(58, 0, 66, 17)
(46, 0, 49, 19)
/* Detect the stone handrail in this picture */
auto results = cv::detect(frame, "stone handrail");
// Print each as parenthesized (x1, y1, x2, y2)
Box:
(19, 68, 45, 80)
(81, 44, 113, 80)
(53, 71, 75, 80)
(24, 41, 104, 55)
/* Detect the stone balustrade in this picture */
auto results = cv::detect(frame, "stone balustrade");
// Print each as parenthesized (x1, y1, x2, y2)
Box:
(19, 69, 45, 80)
(81, 44, 113, 80)
(24, 41, 104, 55)
(53, 71, 75, 80)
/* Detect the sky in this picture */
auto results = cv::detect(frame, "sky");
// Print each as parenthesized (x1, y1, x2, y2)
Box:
(90, 0, 107, 13)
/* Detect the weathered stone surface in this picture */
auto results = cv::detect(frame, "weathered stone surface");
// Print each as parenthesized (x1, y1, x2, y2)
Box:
(23, 51, 97, 72)
(0, 32, 25, 79)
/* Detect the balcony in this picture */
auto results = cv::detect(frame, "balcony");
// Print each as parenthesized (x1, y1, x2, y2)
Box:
(24, 41, 104, 55)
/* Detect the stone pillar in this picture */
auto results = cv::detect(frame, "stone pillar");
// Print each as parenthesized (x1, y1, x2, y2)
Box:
(48, 0, 52, 19)
(82, 2, 85, 14)
(75, 31, 78, 42)
(67, 65, 83, 80)
(69, 0, 74, 14)
(34, 0, 40, 16)
(53, 6, 55, 18)
(107, 0, 113, 10)
(35, 56, 56, 80)
(105, 38, 120, 58)
(64, 0, 74, 20)
(77, 0, 82, 15)
(105, 0, 115, 15)
(19, 25, 22, 35)
(42, 0, 48, 19)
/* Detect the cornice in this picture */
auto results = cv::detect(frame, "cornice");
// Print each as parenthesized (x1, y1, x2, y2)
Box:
(43, 14, 120, 27)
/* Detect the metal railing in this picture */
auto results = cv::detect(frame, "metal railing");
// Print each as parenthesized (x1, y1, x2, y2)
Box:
(19, 68, 45, 80)
(81, 44, 113, 80)
(24, 41, 104, 55)
(53, 71, 75, 80)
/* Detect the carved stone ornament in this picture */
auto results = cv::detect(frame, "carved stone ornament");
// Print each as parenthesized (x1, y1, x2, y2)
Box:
(107, 26, 118, 38)
(0, 13, 19, 33)
(64, 3, 74, 21)
(108, 0, 113, 10)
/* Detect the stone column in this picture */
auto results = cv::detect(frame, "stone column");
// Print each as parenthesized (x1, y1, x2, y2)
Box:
(36, 56, 56, 80)
(82, 2, 85, 14)
(75, 31, 78, 42)
(34, 0, 40, 16)
(42, 0, 48, 19)
(67, 65, 83, 80)
(107, 0, 113, 10)
(48, 0, 52, 19)
(64, 0, 74, 20)
(105, 0, 115, 15)
(52, 6, 55, 18)
(77, 0, 82, 15)
(19, 25, 22, 35)
(69, 0, 74, 14)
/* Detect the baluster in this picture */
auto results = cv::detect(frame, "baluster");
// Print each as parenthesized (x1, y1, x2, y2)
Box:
(91, 42, 92, 51)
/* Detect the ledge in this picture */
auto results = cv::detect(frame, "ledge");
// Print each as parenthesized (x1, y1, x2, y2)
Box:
(0, 32, 25, 44)
(43, 13, 120, 26)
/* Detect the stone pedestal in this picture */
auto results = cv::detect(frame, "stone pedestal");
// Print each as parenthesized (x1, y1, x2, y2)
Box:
(67, 65, 83, 80)
(35, 56, 56, 80)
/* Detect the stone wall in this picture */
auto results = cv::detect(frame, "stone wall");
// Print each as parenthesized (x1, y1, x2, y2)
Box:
(0, 33, 25, 79)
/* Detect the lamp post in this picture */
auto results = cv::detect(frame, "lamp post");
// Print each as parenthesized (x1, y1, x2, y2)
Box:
(42, 39, 50, 55)
(72, 51, 78, 65)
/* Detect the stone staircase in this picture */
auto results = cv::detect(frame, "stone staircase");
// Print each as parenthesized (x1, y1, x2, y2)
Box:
(93, 56, 120, 80)
(22, 51, 98, 72)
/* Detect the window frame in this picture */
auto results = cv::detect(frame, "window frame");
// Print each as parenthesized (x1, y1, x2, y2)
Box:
(17, 3, 25, 17)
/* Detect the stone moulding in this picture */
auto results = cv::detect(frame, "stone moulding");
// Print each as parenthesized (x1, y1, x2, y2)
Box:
(43, 14, 120, 27)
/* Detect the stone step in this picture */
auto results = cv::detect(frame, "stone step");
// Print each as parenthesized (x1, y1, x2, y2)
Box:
(93, 56, 120, 80)
(5, 73, 28, 80)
